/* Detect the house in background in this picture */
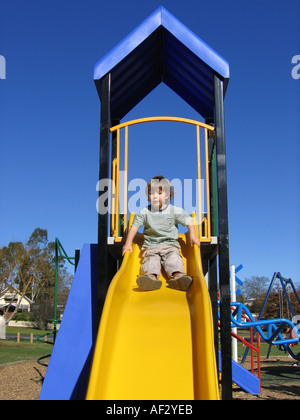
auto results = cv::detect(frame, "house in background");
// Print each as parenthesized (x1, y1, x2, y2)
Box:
(0, 285, 33, 320)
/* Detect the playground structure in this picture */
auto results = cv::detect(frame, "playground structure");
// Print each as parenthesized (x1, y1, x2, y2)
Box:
(39, 6, 232, 400)
(239, 272, 300, 363)
(226, 271, 300, 394)
(38, 7, 299, 400)
(231, 301, 300, 360)
(37, 238, 78, 367)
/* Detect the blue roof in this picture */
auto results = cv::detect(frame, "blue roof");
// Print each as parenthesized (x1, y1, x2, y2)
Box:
(94, 6, 230, 119)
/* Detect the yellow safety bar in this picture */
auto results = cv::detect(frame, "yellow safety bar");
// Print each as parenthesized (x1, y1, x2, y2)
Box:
(110, 116, 214, 243)
(111, 158, 117, 237)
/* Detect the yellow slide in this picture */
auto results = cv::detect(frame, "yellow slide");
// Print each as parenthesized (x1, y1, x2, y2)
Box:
(86, 234, 219, 400)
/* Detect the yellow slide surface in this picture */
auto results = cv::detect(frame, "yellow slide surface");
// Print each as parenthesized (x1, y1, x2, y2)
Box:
(86, 234, 219, 400)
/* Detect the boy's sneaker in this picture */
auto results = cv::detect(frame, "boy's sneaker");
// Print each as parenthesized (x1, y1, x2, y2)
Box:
(168, 273, 193, 291)
(137, 274, 162, 291)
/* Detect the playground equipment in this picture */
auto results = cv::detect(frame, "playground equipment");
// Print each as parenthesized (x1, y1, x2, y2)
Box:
(240, 272, 300, 362)
(87, 214, 219, 399)
(40, 6, 235, 400)
(216, 271, 262, 395)
(260, 273, 300, 324)
(218, 270, 300, 395)
(231, 300, 300, 361)
(37, 239, 77, 367)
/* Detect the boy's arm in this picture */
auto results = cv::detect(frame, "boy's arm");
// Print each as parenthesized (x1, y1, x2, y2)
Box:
(175, 207, 200, 247)
(187, 223, 201, 247)
(122, 226, 138, 255)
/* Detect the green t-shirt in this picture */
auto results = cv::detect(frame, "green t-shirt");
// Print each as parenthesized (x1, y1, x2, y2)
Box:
(132, 204, 193, 248)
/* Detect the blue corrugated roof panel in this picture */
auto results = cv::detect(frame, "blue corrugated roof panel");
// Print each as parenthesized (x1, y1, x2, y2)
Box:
(94, 6, 229, 119)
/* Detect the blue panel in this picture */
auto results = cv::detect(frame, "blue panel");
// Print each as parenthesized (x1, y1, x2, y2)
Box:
(94, 6, 230, 119)
(160, 7, 229, 79)
(94, 6, 229, 80)
(39, 244, 98, 400)
(94, 7, 161, 81)
(231, 359, 260, 394)
(219, 351, 260, 394)
(108, 28, 162, 118)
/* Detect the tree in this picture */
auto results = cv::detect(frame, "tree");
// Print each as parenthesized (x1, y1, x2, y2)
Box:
(241, 276, 300, 320)
(242, 276, 269, 300)
(241, 276, 269, 313)
(0, 228, 73, 327)
(261, 284, 300, 320)
(0, 241, 38, 323)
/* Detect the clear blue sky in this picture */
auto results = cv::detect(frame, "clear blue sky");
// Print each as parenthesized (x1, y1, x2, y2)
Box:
(0, 0, 299, 285)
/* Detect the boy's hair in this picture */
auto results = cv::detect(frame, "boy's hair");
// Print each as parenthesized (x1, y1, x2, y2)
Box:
(146, 175, 175, 202)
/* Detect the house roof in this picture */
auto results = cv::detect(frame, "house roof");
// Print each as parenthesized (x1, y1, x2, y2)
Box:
(94, 6, 230, 120)
(0, 285, 33, 304)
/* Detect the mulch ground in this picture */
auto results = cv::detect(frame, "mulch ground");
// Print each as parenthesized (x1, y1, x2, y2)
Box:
(0, 356, 299, 400)
(0, 361, 47, 400)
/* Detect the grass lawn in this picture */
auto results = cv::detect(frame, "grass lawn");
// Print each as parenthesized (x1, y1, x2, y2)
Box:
(6, 327, 53, 336)
(0, 327, 290, 366)
(0, 340, 53, 365)
(0, 327, 54, 365)
(238, 341, 288, 358)
(235, 330, 291, 359)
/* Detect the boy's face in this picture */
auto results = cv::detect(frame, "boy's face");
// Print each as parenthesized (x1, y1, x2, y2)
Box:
(148, 187, 169, 210)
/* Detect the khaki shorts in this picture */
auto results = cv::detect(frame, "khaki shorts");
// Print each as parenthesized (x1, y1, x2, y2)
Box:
(141, 243, 184, 278)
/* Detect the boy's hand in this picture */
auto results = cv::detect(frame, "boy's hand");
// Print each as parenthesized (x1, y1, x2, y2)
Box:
(122, 243, 132, 256)
(122, 226, 138, 256)
(190, 235, 201, 248)
(187, 223, 201, 247)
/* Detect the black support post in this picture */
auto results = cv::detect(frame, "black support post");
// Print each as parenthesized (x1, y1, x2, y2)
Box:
(209, 254, 219, 373)
(206, 116, 219, 376)
(214, 74, 232, 400)
(97, 73, 112, 327)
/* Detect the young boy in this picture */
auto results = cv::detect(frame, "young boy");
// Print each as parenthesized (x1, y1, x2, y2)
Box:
(122, 175, 200, 291)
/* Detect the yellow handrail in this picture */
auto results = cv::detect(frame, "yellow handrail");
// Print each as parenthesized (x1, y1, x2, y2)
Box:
(123, 126, 128, 234)
(110, 116, 215, 132)
(196, 125, 202, 235)
(110, 116, 214, 243)
(111, 158, 118, 237)
(204, 128, 211, 240)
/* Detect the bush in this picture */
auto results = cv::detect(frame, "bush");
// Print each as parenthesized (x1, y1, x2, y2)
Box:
(11, 312, 36, 322)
